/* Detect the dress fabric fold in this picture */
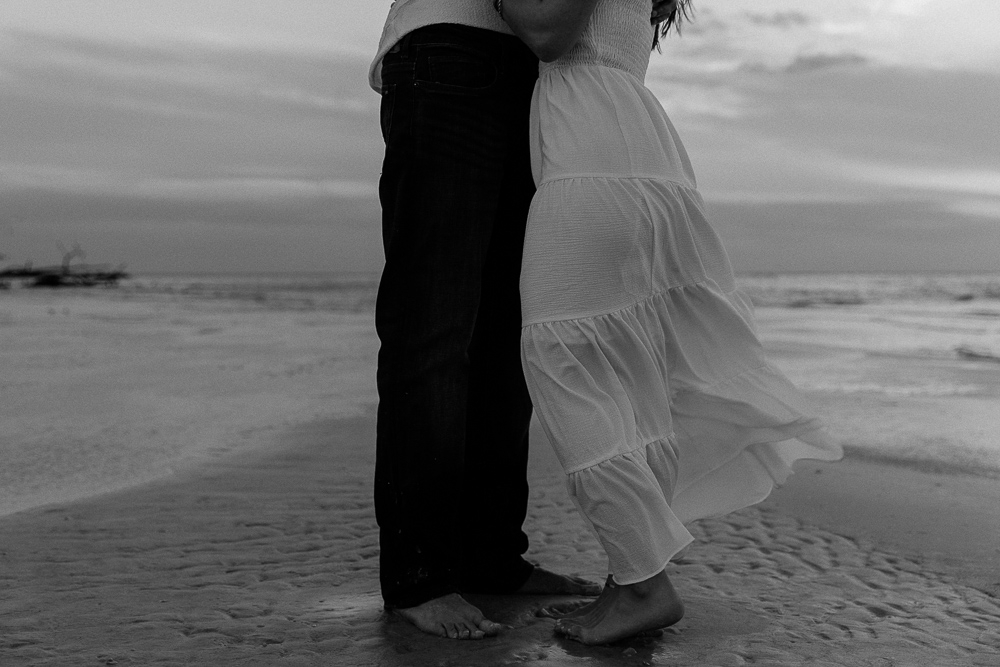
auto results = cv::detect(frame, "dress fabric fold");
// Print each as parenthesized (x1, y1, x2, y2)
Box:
(519, 0, 842, 585)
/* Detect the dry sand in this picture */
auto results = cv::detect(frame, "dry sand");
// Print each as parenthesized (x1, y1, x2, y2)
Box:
(2, 414, 999, 667)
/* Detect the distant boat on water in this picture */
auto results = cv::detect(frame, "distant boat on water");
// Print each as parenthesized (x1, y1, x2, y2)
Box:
(0, 266, 129, 287)
(0, 244, 130, 289)
(0, 264, 130, 288)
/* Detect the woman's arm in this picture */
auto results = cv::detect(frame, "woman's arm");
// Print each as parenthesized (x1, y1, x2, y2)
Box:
(500, 0, 601, 62)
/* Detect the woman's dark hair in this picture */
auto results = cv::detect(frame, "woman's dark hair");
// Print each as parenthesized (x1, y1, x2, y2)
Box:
(652, 0, 693, 51)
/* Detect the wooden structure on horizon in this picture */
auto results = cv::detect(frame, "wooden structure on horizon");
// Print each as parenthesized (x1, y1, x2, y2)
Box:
(0, 264, 130, 289)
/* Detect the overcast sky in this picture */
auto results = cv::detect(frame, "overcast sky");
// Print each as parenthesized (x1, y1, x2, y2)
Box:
(1, 0, 998, 274)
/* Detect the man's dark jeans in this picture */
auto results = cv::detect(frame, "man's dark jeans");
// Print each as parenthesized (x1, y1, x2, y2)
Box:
(375, 24, 539, 609)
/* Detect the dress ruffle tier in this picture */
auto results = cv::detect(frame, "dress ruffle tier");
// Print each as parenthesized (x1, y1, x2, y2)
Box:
(521, 281, 841, 585)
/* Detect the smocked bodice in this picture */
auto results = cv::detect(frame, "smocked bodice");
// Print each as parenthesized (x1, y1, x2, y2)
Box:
(539, 0, 653, 81)
(529, 0, 693, 189)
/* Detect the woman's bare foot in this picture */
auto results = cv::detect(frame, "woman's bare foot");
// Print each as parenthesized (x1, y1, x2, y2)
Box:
(539, 575, 615, 620)
(391, 593, 502, 640)
(553, 569, 684, 645)
(516, 566, 603, 596)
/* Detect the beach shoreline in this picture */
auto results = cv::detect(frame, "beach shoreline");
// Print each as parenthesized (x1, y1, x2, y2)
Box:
(3, 272, 999, 519)
(3, 274, 1000, 664)
(2, 411, 998, 666)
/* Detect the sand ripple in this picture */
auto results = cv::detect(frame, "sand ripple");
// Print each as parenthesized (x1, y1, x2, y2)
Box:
(2, 415, 998, 666)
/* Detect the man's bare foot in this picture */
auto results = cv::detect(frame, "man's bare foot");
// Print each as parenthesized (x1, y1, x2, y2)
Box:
(391, 593, 502, 640)
(554, 569, 684, 645)
(516, 566, 602, 596)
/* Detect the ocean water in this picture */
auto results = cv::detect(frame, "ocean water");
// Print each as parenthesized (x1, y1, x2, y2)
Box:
(132, 271, 1000, 470)
(117, 270, 1000, 365)
(120, 271, 381, 314)
(2, 271, 997, 517)
(125, 271, 1000, 466)
(116, 270, 1000, 355)
(740, 272, 1000, 363)
(738, 273, 1000, 476)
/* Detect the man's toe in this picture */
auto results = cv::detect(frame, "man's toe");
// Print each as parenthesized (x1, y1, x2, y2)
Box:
(478, 619, 502, 636)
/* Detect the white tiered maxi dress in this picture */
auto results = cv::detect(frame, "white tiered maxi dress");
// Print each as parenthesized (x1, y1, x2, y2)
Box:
(519, 0, 842, 585)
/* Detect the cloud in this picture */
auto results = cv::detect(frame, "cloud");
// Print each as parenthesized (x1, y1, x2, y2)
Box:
(784, 52, 869, 73)
(947, 198, 1000, 220)
(840, 164, 1000, 199)
(0, 29, 384, 272)
(1, 178, 378, 228)
(646, 78, 750, 120)
(6, 5, 999, 275)
(1, 179, 383, 273)
(693, 65, 1000, 176)
(650, 57, 1000, 272)
(0, 0, 388, 60)
(657, 1, 1000, 75)
(1, 29, 377, 116)
(744, 11, 812, 29)
(0, 162, 378, 201)
(706, 197, 1000, 273)
(7, 206, 384, 275)
(0, 30, 381, 187)
(144, 177, 379, 201)
(669, 11, 730, 39)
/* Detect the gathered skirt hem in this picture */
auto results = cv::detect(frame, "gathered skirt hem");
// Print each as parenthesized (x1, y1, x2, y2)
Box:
(523, 280, 842, 582)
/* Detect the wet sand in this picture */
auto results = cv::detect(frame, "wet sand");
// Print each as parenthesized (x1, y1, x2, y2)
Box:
(3, 413, 999, 666)
(3, 285, 999, 665)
